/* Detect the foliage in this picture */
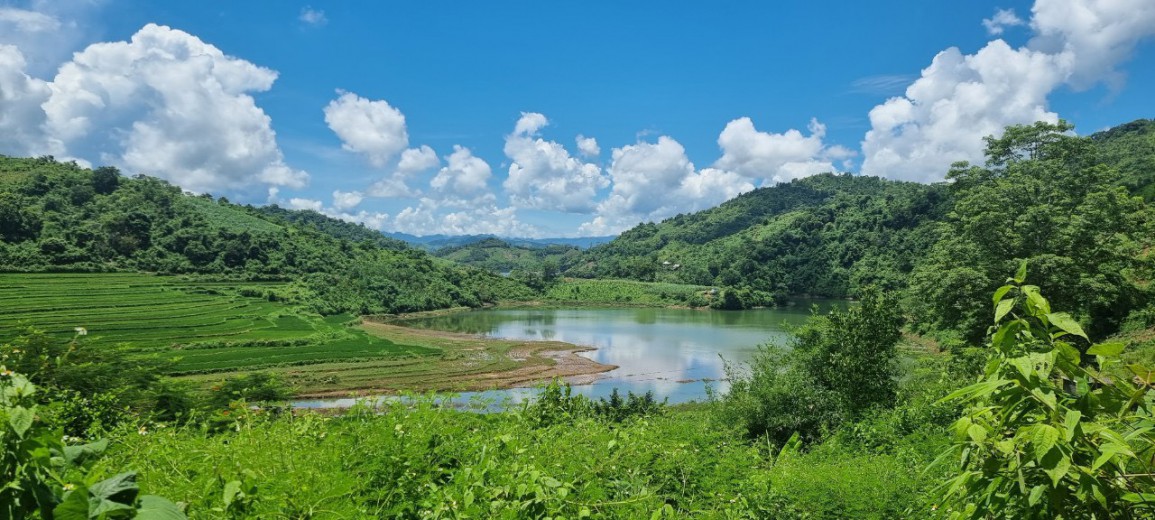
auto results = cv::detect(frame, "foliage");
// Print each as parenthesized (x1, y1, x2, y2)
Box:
(935, 265, 1155, 518)
(719, 288, 904, 444)
(543, 278, 712, 307)
(0, 370, 185, 519)
(0, 156, 534, 316)
(434, 237, 583, 276)
(205, 372, 292, 410)
(908, 120, 1153, 344)
(575, 173, 950, 304)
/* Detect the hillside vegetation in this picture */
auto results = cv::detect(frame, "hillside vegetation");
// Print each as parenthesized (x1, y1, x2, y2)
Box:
(0, 156, 534, 315)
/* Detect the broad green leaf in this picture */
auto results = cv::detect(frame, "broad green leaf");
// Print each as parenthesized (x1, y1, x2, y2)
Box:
(1011, 356, 1035, 380)
(995, 299, 1015, 324)
(967, 424, 988, 443)
(939, 379, 1012, 404)
(1032, 424, 1060, 462)
(1029, 484, 1046, 506)
(1047, 312, 1087, 340)
(53, 487, 90, 520)
(7, 405, 33, 438)
(1128, 364, 1155, 385)
(1122, 493, 1155, 504)
(1063, 410, 1081, 442)
(1086, 342, 1124, 357)
(1092, 443, 1135, 470)
(89, 472, 141, 517)
(1042, 451, 1070, 487)
(1023, 286, 1050, 316)
(64, 438, 109, 467)
(1055, 342, 1081, 367)
(135, 496, 187, 520)
(993, 284, 1014, 306)
(1015, 260, 1028, 284)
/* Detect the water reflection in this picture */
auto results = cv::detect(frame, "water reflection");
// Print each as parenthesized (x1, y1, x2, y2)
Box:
(366, 303, 840, 406)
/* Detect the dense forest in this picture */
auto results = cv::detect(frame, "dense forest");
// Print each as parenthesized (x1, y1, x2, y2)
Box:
(3, 119, 1155, 518)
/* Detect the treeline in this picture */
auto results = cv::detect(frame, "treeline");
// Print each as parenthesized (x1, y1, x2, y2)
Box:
(0, 156, 534, 315)
(576, 119, 1155, 342)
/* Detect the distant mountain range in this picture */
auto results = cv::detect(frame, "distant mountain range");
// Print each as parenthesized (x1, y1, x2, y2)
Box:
(384, 232, 616, 250)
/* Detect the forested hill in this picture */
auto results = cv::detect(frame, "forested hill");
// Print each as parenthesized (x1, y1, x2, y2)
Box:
(0, 156, 534, 314)
(1092, 118, 1155, 200)
(573, 118, 1155, 311)
(572, 174, 952, 305)
(433, 237, 583, 275)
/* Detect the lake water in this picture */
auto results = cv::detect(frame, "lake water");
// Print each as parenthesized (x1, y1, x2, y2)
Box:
(295, 303, 841, 409)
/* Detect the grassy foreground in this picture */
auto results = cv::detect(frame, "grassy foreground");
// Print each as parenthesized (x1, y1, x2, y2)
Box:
(97, 400, 945, 519)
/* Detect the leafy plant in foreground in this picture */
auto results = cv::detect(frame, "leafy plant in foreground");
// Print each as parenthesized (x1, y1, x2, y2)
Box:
(0, 369, 185, 519)
(935, 264, 1155, 518)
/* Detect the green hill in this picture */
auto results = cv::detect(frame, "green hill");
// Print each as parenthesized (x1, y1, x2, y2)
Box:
(574, 173, 951, 305)
(0, 155, 534, 315)
(433, 237, 583, 274)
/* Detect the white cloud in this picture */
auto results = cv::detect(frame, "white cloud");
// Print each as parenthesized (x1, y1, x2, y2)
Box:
(1029, 0, 1155, 90)
(390, 199, 540, 237)
(396, 145, 439, 175)
(861, 42, 1064, 182)
(714, 117, 838, 183)
(287, 197, 324, 212)
(583, 136, 753, 234)
(299, 6, 327, 26)
(332, 190, 363, 210)
(367, 145, 439, 198)
(430, 145, 494, 205)
(36, 23, 307, 194)
(0, 1, 99, 77)
(861, 0, 1155, 183)
(276, 193, 388, 230)
(323, 91, 409, 167)
(0, 7, 60, 33)
(0, 45, 51, 155)
(576, 135, 600, 157)
(983, 8, 1025, 35)
(502, 112, 608, 213)
(513, 112, 548, 135)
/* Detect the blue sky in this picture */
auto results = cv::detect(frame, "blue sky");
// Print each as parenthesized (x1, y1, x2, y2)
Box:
(1, 1, 1153, 237)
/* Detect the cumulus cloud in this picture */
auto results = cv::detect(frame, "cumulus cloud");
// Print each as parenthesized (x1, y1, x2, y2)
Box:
(332, 190, 363, 210)
(0, 45, 51, 155)
(390, 199, 540, 237)
(983, 8, 1025, 35)
(582, 136, 753, 234)
(396, 145, 439, 175)
(714, 117, 839, 183)
(324, 91, 409, 167)
(366, 145, 439, 198)
(35, 23, 307, 194)
(502, 112, 608, 213)
(0, 1, 100, 77)
(299, 6, 327, 26)
(861, 0, 1155, 183)
(430, 145, 495, 206)
(576, 135, 600, 157)
(278, 194, 389, 230)
(1029, 0, 1155, 90)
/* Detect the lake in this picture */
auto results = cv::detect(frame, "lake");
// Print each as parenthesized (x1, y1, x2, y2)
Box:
(295, 302, 841, 408)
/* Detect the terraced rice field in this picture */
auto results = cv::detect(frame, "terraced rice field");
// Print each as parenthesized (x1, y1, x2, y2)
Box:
(0, 273, 435, 377)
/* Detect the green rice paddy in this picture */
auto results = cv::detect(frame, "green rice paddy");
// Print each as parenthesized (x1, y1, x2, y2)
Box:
(0, 273, 436, 376)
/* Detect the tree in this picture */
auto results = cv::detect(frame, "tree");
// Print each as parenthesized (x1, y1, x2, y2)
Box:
(909, 121, 1151, 343)
(719, 287, 904, 443)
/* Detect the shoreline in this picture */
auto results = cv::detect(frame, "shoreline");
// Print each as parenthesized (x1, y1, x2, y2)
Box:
(291, 320, 618, 399)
